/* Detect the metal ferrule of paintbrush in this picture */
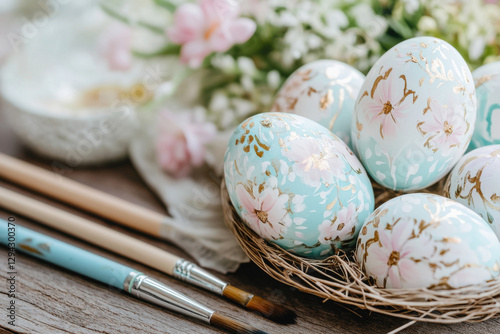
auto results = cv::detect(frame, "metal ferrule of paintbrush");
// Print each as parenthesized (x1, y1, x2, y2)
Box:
(172, 258, 228, 295)
(172, 258, 297, 324)
(124, 271, 214, 324)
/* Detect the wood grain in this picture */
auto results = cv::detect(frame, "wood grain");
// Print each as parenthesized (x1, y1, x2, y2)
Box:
(1, 109, 500, 333)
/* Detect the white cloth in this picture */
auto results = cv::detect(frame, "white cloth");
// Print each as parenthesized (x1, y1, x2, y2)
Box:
(129, 128, 249, 274)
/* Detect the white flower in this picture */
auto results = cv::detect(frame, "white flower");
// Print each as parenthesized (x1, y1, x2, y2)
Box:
(469, 37, 485, 61)
(402, 0, 420, 14)
(267, 70, 281, 89)
(237, 57, 256, 76)
(318, 203, 358, 245)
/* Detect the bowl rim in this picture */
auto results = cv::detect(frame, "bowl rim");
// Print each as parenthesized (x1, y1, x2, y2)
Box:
(0, 55, 138, 121)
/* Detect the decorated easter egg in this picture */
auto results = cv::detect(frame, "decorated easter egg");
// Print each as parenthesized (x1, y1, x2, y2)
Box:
(272, 60, 365, 149)
(469, 62, 500, 150)
(445, 145, 500, 239)
(224, 113, 375, 258)
(352, 37, 477, 191)
(356, 193, 500, 289)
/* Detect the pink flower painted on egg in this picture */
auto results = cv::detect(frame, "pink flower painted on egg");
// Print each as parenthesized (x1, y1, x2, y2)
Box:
(318, 202, 358, 245)
(418, 99, 468, 151)
(367, 219, 434, 288)
(235, 184, 291, 240)
(282, 136, 345, 187)
(361, 68, 414, 139)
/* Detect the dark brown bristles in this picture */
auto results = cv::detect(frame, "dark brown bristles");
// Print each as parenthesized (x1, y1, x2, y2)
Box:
(210, 312, 268, 334)
(222, 285, 297, 324)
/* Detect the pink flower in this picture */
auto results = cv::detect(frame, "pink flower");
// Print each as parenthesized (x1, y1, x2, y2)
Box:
(98, 23, 133, 71)
(367, 219, 433, 288)
(362, 70, 413, 139)
(235, 184, 291, 240)
(283, 136, 346, 187)
(156, 110, 217, 177)
(418, 99, 467, 150)
(167, 0, 256, 68)
(318, 203, 358, 245)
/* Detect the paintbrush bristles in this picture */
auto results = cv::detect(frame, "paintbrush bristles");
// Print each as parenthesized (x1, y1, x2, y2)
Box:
(222, 285, 297, 325)
(246, 295, 297, 325)
(210, 312, 268, 334)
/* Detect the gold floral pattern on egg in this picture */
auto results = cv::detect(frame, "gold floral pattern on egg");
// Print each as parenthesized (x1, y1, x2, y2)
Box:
(446, 146, 500, 240)
(224, 113, 375, 258)
(353, 37, 477, 191)
(356, 194, 500, 289)
(271, 60, 364, 149)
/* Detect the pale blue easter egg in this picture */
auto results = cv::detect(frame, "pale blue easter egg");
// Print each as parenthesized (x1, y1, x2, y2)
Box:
(356, 194, 500, 289)
(224, 113, 374, 259)
(469, 62, 500, 150)
(272, 60, 364, 150)
(352, 37, 477, 191)
(445, 145, 500, 239)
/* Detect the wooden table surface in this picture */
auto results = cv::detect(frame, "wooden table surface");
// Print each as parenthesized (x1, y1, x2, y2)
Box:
(1, 110, 499, 334)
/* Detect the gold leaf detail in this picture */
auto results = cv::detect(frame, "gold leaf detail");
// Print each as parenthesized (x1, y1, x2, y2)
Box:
(234, 160, 242, 175)
(261, 119, 272, 128)
(307, 87, 318, 96)
(255, 136, 270, 151)
(442, 237, 461, 243)
(370, 68, 392, 99)
(254, 145, 263, 157)
(399, 74, 418, 104)
(19, 244, 43, 255)
(320, 89, 334, 110)
(279, 138, 286, 150)
(475, 75, 492, 89)
(326, 198, 337, 211)
(241, 119, 251, 129)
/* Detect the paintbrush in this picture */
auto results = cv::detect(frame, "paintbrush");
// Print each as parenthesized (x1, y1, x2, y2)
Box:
(0, 184, 296, 324)
(0, 221, 267, 334)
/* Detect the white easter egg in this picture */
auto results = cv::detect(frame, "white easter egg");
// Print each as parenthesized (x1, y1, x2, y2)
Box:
(224, 113, 374, 258)
(469, 61, 500, 149)
(445, 145, 500, 239)
(356, 194, 500, 289)
(272, 60, 364, 149)
(352, 37, 477, 191)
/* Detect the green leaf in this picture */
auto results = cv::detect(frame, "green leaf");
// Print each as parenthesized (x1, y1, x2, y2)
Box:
(154, 0, 177, 12)
(101, 4, 165, 34)
(389, 18, 414, 39)
(132, 44, 181, 58)
(100, 4, 129, 24)
(136, 22, 165, 34)
(377, 34, 404, 51)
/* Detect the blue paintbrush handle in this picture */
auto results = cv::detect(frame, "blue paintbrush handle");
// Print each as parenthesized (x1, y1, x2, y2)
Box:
(0, 220, 139, 290)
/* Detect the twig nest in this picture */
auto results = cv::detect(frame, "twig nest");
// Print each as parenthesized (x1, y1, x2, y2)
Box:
(221, 179, 500, 323)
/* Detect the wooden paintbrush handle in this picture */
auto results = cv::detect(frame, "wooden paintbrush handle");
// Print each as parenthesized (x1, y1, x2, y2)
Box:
(0, 186, 179, 274)
(0, 153, 163, 237)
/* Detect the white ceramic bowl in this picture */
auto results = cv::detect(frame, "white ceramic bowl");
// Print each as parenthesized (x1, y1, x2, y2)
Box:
(0, 2, 143, 166)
